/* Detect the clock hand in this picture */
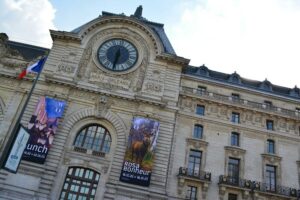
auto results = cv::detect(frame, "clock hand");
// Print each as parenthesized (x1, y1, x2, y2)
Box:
(112, 48, 121, 70)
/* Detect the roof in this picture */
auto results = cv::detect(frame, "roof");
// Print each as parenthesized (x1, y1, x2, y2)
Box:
(6, 40, 49, 61)
(70, 11, 176, 55)
(183, 65, 300, 100)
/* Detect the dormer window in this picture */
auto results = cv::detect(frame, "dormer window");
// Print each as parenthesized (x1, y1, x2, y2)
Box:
(259, 79, 272, 91)
(228, 72, 241, 84)
(198, 65, 209, 77)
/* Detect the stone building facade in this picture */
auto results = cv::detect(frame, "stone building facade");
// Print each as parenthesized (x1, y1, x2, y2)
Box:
(0, 7, 299, 200)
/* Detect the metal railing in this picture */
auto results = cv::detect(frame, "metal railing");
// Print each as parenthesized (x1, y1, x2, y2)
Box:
(178, 167, 211, 181)
(181, 86, 300, 119)
(219, 175, 300, 198)
(219, 175, 252, 189)
(256, 182, 299, 197)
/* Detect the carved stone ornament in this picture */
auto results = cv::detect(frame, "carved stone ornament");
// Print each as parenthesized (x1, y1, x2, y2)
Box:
(186, 138, 208, 149)
(261, 153, 282, 164)
(95, 95, 113, 118)
(225, 146, 246, 156)
(143, 81, 163, 94)
(55, 52, 78, 76)
(180, 98, 194, 111)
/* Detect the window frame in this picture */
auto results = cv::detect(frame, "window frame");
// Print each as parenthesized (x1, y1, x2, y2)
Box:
(228, 157, 240, 185)
(266, 120, 274, 130)
(193, 124, 203, 139)
(74, 124, 112, 153)
(228, 193, 238, 200)
(264, 100, 273, 108)
(187, 149, 202, 176)
(59, 167, 100, 200)
(266, 165, 276, 192)
(231, 112, 240, 123)
(231, 93, 240, 101)
(186, 185, 198, 200)
(197, 86, 207, 95)
(267, 139, 275, 154)
(231, 132, 240, 147)
(196, 105, 205, 116)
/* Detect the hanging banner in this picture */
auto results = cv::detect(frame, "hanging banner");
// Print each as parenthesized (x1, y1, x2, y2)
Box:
(22, 97, 66, 164)
(120, 117, 160, 186)
(4, 125, 30, 173)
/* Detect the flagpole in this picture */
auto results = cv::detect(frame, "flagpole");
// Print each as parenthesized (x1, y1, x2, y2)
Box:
(0, 57, 47, 169)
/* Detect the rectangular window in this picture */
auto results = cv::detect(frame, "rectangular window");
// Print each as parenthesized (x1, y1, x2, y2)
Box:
(266, 165, 276, 192)
(186, 186, 197, 200)
(231, 93, 240, 101)
(228, 158, 240, 185)
(231, 112, 240, 123)
(196, 105, 205, 116)
(228, 193, 238, 200)
(296, 107, 300, 112)
(231, 132, 239, 146)
(264, 100, 272, 108)
(197, 86, 207, 95)
(267, 140, 275, 154)
(193, 124, 203, 139)
(188, 150, 202, 176)
(266, 120, 274, 130)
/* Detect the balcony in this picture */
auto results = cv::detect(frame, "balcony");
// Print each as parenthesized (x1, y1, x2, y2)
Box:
(255, 182, 299, 198)
(178, 167, 211, 182)
(180, 86, 300, 120)
(219, 175, 252, 189)
(219, 175, 300, 198)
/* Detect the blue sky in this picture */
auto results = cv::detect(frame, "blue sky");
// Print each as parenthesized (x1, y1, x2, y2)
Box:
(1, 0, 300, 88)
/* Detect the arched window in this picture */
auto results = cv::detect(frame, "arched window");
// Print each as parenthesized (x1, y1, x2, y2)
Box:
(60, 167, 100, 200)
(74, 124, 111, 153)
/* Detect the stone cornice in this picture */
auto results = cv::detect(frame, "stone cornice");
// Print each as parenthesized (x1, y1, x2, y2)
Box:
(186, 137, 208, 148)
(156, 53, 190, 66)
(224, 146, 246, 154)
(50, 30, 81, 43)
(261, 153, 282, 162)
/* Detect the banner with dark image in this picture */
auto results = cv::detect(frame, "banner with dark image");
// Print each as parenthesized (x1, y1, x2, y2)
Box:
(22, 97, 66, 164)
(120, 117, 160, 186)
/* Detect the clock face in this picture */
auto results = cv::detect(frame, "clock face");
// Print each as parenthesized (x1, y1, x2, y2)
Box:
(97, 39, 138, 71)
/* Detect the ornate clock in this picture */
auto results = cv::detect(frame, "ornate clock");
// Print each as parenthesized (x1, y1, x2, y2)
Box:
(97, 39, 138, 71)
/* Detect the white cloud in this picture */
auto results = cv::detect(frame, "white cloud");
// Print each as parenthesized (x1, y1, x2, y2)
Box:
(0, 0, 56, 48)
(170, 0, 300, 88)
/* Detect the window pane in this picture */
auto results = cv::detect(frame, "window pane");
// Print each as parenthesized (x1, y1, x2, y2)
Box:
(267, 140, 275, 154)
(266, 165, 276, 191)
(59, 167, 100, 199)
(186, 186, 197, 200)
(196, 105, 205, 115)
(266, 120, 274, 130)
(188, 150, 202, 176)
(231, 112, 240, 123)
(74, 124, 112, 153)
(228, 158, 240, 184)
(193, 124, 203, 139)
(231, 132, 239, 146)
(228, 193, 238, 200)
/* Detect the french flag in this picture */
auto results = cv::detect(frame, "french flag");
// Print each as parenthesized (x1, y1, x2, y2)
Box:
(18, 57, 46, 79)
